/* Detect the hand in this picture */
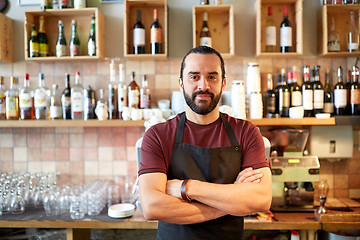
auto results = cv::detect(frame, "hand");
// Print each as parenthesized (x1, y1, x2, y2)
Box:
(166, 179, 183, 199)
(235, 167, 263, 184)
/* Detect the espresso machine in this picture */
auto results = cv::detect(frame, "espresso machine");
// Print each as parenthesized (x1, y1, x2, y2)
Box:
(269, 129, 320, 212)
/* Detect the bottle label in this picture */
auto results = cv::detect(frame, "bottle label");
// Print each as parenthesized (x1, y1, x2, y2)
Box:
(35, 91, 47, 108)
(133, 28, 145, 46)
(328, 40, 340, 52)
(302, 89, 313, 110)
(56, 44, 66, 57)
(19, 93, 32, 108)
(108, 88, 117, 111)
(151, 28, 162, 43)
(280, 26, 292, 47)
(71, 92, 84, 113)
(140, 94, 151, 109)
(323, 102, 334, 113)
(6, 96, 18, 117)
(265, 26, 276, 46)
(39, 43, 48, 57)
(30, 42, 39, 57)
(128, 89, 139, 108)
(266, 98, 276, 113)
(280, 91, 290, 108)
(88, 39, 96, 56)
(118, 87, 127, 112)
(50, 106, 62, 119)
(291, 91, 302, 106)
(61, 95, 71, 109)
(74, 0, 85, 8)
(350, 89, 360, 104)
(348, 42, 359, 52)
(313, 89, 324, 109)
(70, 43, 80, 57)
(200, 37, 212, 47)
(0, 94, 5, 114)
(334, 89, 347, 108)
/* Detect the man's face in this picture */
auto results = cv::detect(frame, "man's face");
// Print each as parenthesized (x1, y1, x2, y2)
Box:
(180, 53, 225, 115)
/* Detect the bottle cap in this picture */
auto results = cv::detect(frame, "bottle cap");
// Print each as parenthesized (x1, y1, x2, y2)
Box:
(283, 6, 288, 16)
(268, 6, 272, 16)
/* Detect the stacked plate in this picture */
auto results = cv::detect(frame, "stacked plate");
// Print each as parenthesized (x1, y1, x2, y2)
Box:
(108, 203, 135, 218)
(171, 91, 186, 114)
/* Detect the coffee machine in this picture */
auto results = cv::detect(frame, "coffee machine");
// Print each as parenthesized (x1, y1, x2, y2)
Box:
(269, 129, 320, 212)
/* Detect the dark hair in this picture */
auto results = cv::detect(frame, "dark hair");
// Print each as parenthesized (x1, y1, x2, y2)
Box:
(179, 46, 226, 81)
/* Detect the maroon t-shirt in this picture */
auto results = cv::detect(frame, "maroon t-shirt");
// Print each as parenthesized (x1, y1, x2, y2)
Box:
(139, 113, 269, 176)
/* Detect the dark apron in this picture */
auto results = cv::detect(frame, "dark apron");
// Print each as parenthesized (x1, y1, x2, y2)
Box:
(157, 113, 244, 240)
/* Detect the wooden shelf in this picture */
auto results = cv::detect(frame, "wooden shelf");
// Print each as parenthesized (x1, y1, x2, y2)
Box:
(248, 117, 335, 126)
(24, 8, 105, 61)
(124, 53, 167, 60)
(0, 13, 13, 63)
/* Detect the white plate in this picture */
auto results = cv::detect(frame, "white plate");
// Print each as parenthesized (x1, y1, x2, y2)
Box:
(108, 203, 135, 218)
(315, 113, 331, 119)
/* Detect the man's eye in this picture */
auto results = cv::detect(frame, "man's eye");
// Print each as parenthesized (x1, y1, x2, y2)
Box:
(208, 76, 217, 81)
(190, 75, 199, 80)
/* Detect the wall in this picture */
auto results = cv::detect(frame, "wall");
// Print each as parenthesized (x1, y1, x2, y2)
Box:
(0, 0, 359, 198)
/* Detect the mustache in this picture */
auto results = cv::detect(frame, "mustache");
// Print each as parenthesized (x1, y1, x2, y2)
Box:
(192, 90, 214, 99)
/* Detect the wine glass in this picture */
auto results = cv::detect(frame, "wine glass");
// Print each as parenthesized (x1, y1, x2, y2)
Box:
(317, 180, 329, 214)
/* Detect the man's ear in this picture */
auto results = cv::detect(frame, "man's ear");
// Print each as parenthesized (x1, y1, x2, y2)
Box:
(179, 78, 183, 92)
(222, 78, 227, 92)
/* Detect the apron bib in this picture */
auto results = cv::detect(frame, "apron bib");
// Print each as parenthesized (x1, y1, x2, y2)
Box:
(157, 113, 244, 240)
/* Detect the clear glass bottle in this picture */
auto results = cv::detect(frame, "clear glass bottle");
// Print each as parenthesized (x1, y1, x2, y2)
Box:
(200, 12, 212, 47)
(5, 76, 20, 120)
(61, 73, 71, 120)
(265, 6, 276, 52)
(0, 76, 6, 120)
(34, 73, 49, 120)
(50, 84, 62, 120)
(313, 65, 324, 115)
(348, 11, 359, 53)
(71, 72, 84, 120)
(88, 15, 96, 56)
(56, 20, 67, 58)
(328, 17, 340, 52)
(128, 71, 140, 108)
(334, 66, 347, 115)
(108, 60, 118, 119)
(84, 85, 96, 120)
(140, 75, 151, 109)
(323, 69, 334, 115)
(19, 73, 35, 120)
(263, 73, 276, 118)
(118, 63, 127, 119)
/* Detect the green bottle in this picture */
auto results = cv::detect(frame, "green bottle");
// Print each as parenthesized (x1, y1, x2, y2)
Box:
(88, 15, 96, 56)
(38, 16, 49, 57)
(29, 24, 39, 58)
(56, 20, 67, 58)
(70, 19, 81, 57)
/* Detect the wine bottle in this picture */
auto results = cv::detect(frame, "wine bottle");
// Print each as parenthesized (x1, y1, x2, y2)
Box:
(345, 70, 352, 115)
(200, 12, 212, 47)
(323, 69, 334, 115)
(128, 71, 140, 108)
(265, 6, 276, 52)
(40, 0, 52, 10)
(34, 73, 49, 120)
(151, 9, 162, 55)
(70, 19, 81, 57)
(263, 73, 276, 118)
(61, 74, 71, 120)
(84, 85, 96, 120)
(38, 16, 49, 57)
(5, 77, 20, 120)
(19, 73, 34, 120)
(118, 64, 127, 119)
(302, 65, 313, 117)
(348, 11, 359, 53)
(133, 10, 145, 54)
(328, 17, 340, 52)
(350, 66, 360, 115)
(59, 0, 68, 9)
(313, 65, 324, 115)
(29, 24, 39, 58)
(280, 6, 292, 53)
(140, 75, 151, 109)
(108, 60, 118, 119)
(56, 20, 67, 58)
(290, 67, 302, 107)
(0, 76, 6, 120)
(49, 84, 62, 120)
(88, 15, 96, 56)
(334, 66, 347, 115)
(278, 68, 290, 117)
(71, 72, 84, 120)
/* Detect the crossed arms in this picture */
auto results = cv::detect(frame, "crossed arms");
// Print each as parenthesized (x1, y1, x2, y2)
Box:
(139, 167, 272, 225)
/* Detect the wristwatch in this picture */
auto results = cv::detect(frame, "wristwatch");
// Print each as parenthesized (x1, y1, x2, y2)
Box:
(0, 0, 8, 13)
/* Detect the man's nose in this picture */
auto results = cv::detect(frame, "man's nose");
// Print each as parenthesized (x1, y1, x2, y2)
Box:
(198, 76, 210, 90)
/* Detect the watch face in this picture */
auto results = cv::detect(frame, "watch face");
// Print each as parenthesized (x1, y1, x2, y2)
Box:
(0, 0, 8, 12)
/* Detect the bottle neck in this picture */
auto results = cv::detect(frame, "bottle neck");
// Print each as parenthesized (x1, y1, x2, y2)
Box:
(72, 24, 77, 37)
(267, 78, 273, 90)
(137, 11, 142, 23)
(10, 77, 16, 89)
(24, 78, 30, 87)
(59, 25, 64, 36)
(39, 19, 45, 33)
(65, 77, 70, 89)
(38, 78, 44, 88)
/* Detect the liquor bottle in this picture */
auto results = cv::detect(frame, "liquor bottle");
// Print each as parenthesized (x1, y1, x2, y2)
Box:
(334, 66, 347, 115)
(128, 71, 140, 108)
(84, 85, 96, 120)
(345, 70, 352, 115)
(88, 15, 96, 56)
(59, 0, 67, 8)
(140, 75, 151, 109)
(350, 66, 360, 115)
(200, 12, 212, 47)
(5, 77, 19, 120)
(40, 0, 52, 9)
(280, 6, 292, 53)
(265, 6, 276, 52)
(133, 10, 145, 54)
(328, 17, 340, 52)
(34, 73, 49, 120)
(118, 63, 127, 119)
(313, 65, 324, 115)
(38, 16, 49, 57)
(29, 24, 39, 58)
(278, 68, 290, 117)
(50, 84, 62, 120)
(56, 20, 67, 58)
(263, 73, 276, 118)
(290, 67, 302, 107)
(348, 11, 359, 53)
(0, 76, 6, 120)
(19, 73, 34, 120)
(150, 9, 162, 55)
(70, 19, 80, 57)
(323, 69, 334, 115)
(95, 89, 108, 120)
(108, 60, 118, 120)
(302, 65, 313, 117)
(71, 72, 84, 120)
(61, 73, 71, 120)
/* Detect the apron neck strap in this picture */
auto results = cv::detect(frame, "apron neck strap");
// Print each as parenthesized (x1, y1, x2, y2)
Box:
(175, 113, 239, 146)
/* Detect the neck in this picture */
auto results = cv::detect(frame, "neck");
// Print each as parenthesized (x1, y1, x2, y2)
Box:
(185, 105, 220, 125)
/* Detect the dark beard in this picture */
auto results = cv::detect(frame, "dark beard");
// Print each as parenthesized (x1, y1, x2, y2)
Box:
(183, 88, 222, 115)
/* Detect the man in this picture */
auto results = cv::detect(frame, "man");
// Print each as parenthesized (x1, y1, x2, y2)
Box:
(139, 46, 272, 240)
